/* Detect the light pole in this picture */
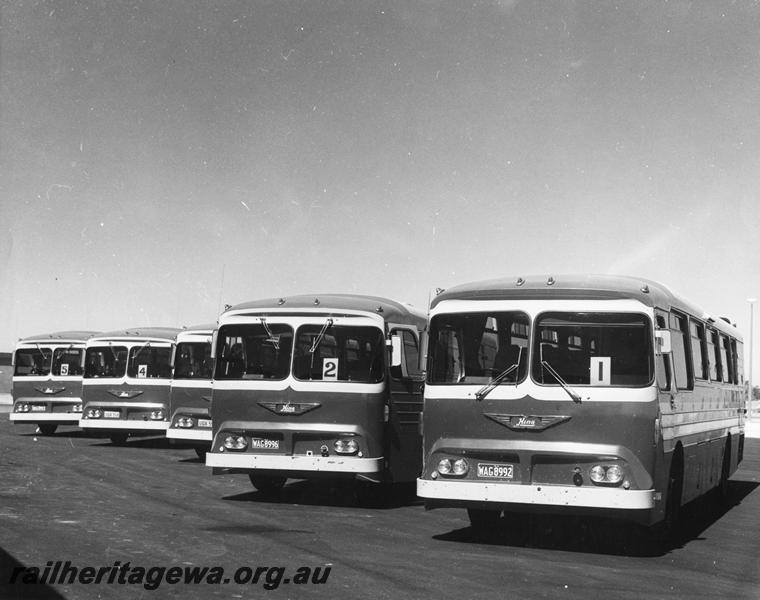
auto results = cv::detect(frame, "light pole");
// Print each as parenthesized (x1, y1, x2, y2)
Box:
(749, 298, 757, 420)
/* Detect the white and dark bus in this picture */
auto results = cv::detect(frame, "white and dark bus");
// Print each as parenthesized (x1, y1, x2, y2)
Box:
(417, 275, 746, 536)
(79, 327, 180, 444)
(166, 324, 215, 457)
(10, 331, 99, 435)
(206, 294, 426, 499)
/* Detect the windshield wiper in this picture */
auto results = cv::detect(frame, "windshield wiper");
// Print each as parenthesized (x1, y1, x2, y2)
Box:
(475, 363, 519, 400)
(541, 360, 582, 403)
(309, 318, 334, 354)
(261, 318, 280, 350)
(475, 346, 523, 401)
(131, 341, 151, 362)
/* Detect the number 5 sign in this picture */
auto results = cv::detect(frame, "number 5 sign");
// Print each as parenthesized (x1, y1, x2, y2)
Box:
(322, 358, 338, 380)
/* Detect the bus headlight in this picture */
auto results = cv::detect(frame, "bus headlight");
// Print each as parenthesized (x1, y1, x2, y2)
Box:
(15, 403, 30, 413)
(452, 458, 469, 476)
(176, 417, 194, 428)
(223, 434, 247, 451)
(589, 464, 624, 486)
(149, 410, 165, 421)
(86, 408, 103, 419)
(334, 438, 359, 455)
(436, 458, 469, 477)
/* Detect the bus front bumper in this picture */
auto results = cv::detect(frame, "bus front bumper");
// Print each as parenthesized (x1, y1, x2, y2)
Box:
(166, 428, 212, 441)
(206, 452, 383, 475)
(79, 419, 169, 431)
(416, 478, 656, 510)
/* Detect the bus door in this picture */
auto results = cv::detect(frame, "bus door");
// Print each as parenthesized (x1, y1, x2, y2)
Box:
(386, 326, 425, 483)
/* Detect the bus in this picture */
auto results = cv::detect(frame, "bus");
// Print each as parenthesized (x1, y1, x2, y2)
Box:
(166, 324, 215, 457)
(79, 327, 181, 444)
(10, 331, 99, 435)
(416, 275, 746, 536)
(206, 294, 426, 499)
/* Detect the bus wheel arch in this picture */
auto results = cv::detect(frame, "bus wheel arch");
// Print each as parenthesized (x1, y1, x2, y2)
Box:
(249, 474, 287, 495)
(716, 434, 731, 504)
(663, 443, 684, 537)
(37, 424, 57, 436)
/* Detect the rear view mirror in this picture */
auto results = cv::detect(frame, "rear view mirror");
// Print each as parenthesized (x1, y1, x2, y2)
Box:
(655, 330, 671, 354)
(390, 335, 403, 368)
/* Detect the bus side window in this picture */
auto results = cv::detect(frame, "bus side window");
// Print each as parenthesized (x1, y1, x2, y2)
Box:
(670, 312, 693, 391)
(690, 320, 708, 380)
(655, 314, 671, 391)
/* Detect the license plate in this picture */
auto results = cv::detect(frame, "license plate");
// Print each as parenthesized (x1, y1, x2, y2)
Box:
(104, 410, 120, 419)
(31, 405, 47, 412)
(477, 463, 514, 479)
(197, 419, 212, 428)
(250, 438, 279, 450)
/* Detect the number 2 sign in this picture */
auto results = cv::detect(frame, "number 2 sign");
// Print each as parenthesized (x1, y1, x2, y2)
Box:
(323, 358, 338, 380)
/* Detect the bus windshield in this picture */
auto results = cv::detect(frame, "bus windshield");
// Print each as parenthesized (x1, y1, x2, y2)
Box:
(127, 345, 173, 379)
(293, 324, 385, 383)
(174, 342, 213, 379)
(428, 312, 530, 384)
(215, 324, 294, 380)
(532, 312, 653, 387)
(52, 347, 84, 376)
(85, 346, 128, 378)
(14, 347, 52, 376)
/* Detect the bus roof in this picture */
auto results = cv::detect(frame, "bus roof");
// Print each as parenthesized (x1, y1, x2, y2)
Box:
(87, 327, 182, 344)
(432, 274, 741, 339)
(176, 323, 216, 341)
(224, 294, 426, 327)
(16, 331, 101, 345)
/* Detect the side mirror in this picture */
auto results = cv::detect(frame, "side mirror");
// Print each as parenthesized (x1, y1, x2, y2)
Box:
(210, 330, 218, 359)
(655, 330, 672, 355)
(390, 335, 403, 368)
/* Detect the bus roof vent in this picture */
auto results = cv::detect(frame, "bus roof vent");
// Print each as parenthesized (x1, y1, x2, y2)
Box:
(546, 276, 556, 286)
(516, 277, 525, 286)
(375, 305, 384, 313)
(640, 284, 650, 294)
(278, 298, 286, 305)
(313, 298, 320, 306)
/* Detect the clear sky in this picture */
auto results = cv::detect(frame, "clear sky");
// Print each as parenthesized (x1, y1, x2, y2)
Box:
(2, 1, 760, 379)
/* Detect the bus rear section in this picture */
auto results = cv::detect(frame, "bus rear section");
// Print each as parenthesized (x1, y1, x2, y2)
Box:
(417, 275, 745, 535)
(79, 328, 180, 444)
(166, 325, 215, 457)
(206, 294, 425, 498)
(10, 331, 99, 435)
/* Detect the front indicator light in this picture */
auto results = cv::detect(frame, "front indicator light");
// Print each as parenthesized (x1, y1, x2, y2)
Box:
(223, 434, 247, 451)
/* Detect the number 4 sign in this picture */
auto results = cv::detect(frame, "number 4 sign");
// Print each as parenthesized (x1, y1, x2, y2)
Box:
(323, 358, 338, 380)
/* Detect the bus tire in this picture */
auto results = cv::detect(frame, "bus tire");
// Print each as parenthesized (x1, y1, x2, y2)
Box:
(109, 432, 129, 445)
(194, 447, 208, 460)
(467, 508, 502, 535)
(37, 424, 57, 436)
(249, 474, 286, 495)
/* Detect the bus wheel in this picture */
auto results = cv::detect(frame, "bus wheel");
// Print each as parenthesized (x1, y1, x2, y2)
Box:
(37, 424, 57, 436)
(249, 475, 286, 495)
(109, 432, 129, 445)
(194, 447, 208, 460)
(467, 508, 502, 536)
